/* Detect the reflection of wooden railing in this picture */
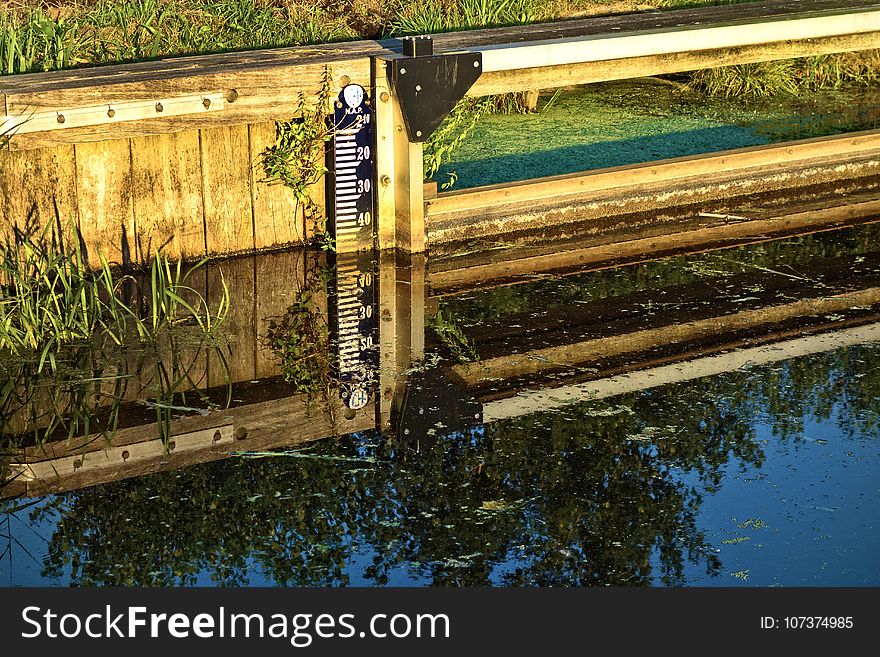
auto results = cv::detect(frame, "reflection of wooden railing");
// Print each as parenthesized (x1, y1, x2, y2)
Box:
(447, 243, 880, 397)
(482, 322, 880, 422)
(7, 218, 880, 498)
(427, 188, 880, 295)
(3, 1, 880, 257)
(4, 388, 374, 498)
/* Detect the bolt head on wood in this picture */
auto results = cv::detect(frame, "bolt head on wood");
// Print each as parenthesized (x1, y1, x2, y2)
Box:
(380, 91, 390, 102)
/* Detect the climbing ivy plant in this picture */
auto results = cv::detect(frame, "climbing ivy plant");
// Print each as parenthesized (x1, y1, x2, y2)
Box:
(261, 67, 335, 250)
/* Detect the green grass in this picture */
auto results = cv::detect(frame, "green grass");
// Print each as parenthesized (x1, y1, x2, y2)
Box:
(687, 52, 880, 98)
(0, 220, 230, 446)
(0, 0, 357, 74)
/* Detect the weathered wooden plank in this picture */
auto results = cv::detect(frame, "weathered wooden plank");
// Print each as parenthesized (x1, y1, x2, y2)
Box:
(129, 131, 205, 262)
(73, 139, 135, 265)
(254, 249, 307, 378)
(14, 392, 375, 496)
(428, 129, 880, 216)
(427, 199, 880, 296)
(201, 124, 253, 254)
(473, 9, 880, 72)
(2, 1, 877, 149)
(0, 144, 77, 239)
(207, 255, 256, 387)
(468, 32, 880, 95)
(248, 121, 305, 249)
(4, 59, 372, 150)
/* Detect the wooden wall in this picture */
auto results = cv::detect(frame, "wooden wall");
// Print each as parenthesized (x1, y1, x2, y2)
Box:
(0, 122, 324, 264)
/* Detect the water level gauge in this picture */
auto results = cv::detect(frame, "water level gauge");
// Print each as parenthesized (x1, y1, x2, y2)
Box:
(329, 83, 377, 411)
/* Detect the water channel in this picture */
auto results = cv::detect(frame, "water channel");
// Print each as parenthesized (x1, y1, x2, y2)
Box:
(1, 80, 879, 587)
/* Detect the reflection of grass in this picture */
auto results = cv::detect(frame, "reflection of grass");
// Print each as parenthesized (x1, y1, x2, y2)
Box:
(263, 282, 331, 399)
(426, 308, 478, 363)
(0, 221, 229, 448)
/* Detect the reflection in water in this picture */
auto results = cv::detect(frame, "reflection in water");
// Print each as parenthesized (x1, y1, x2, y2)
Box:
(6, 340, 880, 586)
(2, 220, 880, 586)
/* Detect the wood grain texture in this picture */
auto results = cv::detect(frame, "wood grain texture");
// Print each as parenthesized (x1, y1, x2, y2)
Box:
(5, 59, 372, 150)
(248, 121, 305, 249)
(200, 124, 253, 254)
(0, 144, 77, 240)
(468, 32, 880, 95)
(254, 248, 307, 378)
(15, 393, 375, 496)
(3, 1, 877, 149)
(73, 139, 135, 265)
(129, 130, 205, 261)
(207, 255, 256, 387)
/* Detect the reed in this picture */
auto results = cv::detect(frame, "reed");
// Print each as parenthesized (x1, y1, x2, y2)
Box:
(0, 220, 230, 446)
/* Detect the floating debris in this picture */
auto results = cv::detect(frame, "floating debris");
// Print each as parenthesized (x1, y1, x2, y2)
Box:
(230, 450, 377, 464)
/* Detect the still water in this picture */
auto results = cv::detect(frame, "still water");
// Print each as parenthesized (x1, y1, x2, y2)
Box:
(2, 221, 879, 587)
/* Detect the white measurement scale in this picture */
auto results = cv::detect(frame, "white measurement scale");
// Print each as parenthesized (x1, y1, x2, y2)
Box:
(329, 84, 377, 411)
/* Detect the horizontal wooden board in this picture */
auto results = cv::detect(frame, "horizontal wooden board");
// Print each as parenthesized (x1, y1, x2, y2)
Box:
(468, 31, 880, 95)
(2, 0, 878, 149)
(430, 130, 880, 214)
(482, 321, 880, 421)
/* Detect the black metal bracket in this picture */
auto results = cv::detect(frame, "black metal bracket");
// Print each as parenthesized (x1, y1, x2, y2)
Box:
(393, 366, 484, 449)
(386, 36, 482, 143)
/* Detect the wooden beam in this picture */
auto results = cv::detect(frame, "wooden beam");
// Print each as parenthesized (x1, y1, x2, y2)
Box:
(373, 58, 426, 253)
(471, 7, 880, 72)
(468, 31, 880, 96)
(2, 1, 877, 149)
(12, 392, 375, 496)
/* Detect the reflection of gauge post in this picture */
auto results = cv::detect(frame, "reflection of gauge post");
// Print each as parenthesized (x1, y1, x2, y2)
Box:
(345, 384, 370, 410)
